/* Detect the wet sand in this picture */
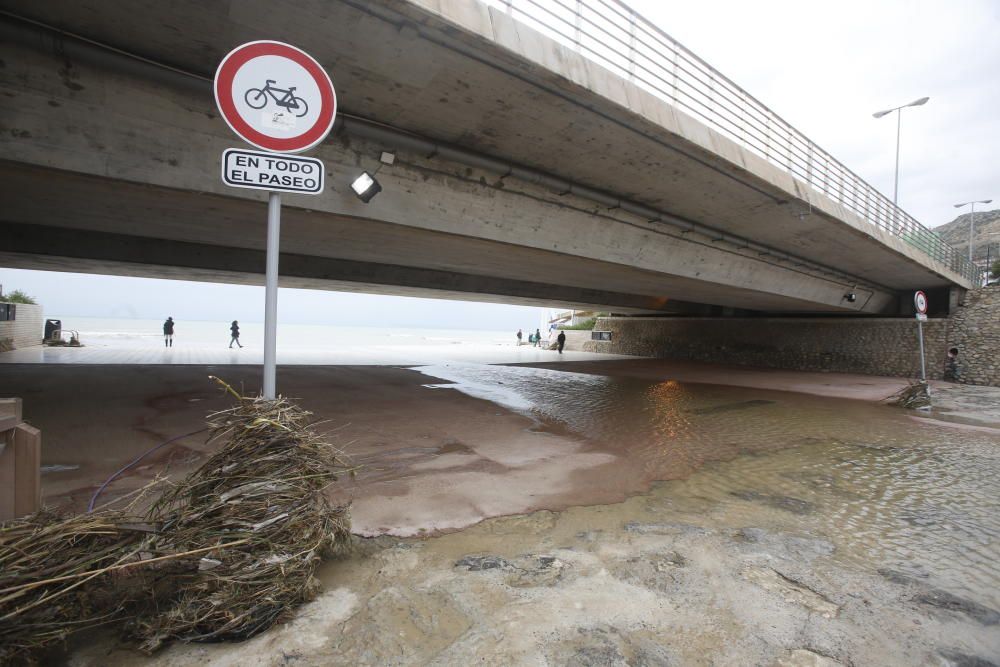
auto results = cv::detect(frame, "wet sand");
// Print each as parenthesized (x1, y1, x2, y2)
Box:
(5, 360, 999, 665)
(521, 358, 918, 402)
(4, 362, 997, 539)
(72, 446, 1000, 666)
(2, 364, 643, 536)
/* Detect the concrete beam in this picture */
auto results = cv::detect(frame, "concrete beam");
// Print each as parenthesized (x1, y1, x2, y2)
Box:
(0, 221, 683, 312)
(0, 156, 899, 314)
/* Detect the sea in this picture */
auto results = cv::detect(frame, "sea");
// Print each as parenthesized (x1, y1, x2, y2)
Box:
(38, 316, 561, 365)
(59, 317, 512, 349)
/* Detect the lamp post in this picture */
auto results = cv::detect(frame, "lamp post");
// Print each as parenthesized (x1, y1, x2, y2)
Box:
(984, 232, 1000, 285)
(954, 199, 993, 264)
(873, 97, 930, 205)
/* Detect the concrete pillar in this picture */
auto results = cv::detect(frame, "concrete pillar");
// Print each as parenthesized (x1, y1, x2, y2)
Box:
(0, 398, 41, 521)
(949, 286, 966, 313)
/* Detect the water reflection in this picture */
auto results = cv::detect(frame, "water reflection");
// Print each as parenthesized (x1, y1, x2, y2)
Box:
(417, 362, 1000, 609)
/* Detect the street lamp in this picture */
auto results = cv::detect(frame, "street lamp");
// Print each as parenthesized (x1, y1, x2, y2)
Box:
(873, 96, 930, 205)
(984, 233, 1000, 285)
(954, 199, 993, 263)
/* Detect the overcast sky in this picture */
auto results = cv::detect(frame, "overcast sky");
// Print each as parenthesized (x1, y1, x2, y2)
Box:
(3, 0, 998, 327)
(632, 0, 999, 226)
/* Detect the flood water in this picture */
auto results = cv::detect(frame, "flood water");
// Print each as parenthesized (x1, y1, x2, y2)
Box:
(419, 362, 1000, 611)
(59, 360, 1000, 665)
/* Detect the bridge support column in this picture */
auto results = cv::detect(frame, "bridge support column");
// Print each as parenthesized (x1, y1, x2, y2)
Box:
(949, 286, 966, 313)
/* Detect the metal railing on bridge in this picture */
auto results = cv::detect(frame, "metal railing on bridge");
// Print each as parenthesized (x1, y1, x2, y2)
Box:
(487, 0, 977, 283)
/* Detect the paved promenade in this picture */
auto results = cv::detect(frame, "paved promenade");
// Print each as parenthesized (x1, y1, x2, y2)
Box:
(0, 344, 627, 366)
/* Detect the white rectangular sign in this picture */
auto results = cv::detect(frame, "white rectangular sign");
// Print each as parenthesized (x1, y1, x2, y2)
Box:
(221, 148, 324, 195)
(915, 313, 928, 321)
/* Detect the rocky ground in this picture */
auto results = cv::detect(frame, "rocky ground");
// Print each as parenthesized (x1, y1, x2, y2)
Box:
(70, 458, 999, 666)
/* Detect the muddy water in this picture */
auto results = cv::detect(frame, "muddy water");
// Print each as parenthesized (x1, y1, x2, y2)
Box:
(65, 362, 1000, 665)
(86, 361, 1000, 665)
(419, 363, 1000, 611)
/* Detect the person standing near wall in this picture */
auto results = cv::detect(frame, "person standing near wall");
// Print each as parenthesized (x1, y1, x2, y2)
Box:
(557, 330, 566, 354)
(945, 347, 961, 382)
(163, 317, 174, 347)
(516, 329, 523, 346)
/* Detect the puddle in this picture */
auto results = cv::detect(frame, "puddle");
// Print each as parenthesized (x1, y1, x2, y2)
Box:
(40, 464, 81, 474)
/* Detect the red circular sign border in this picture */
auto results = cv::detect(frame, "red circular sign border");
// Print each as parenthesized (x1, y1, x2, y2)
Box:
(214, 41, 336, 154)
(914, 290, 928, 314)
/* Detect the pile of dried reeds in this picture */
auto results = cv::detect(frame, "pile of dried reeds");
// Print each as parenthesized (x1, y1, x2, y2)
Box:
(885, 380, 931, 410)
(0, 509, 150, 662)
(133, 388, 352, 650)
(0, 379, 352, 663)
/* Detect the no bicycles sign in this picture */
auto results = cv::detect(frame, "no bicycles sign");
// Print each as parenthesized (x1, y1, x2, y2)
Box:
(211, 40, 337, 399)
(214, 40, 336, 153)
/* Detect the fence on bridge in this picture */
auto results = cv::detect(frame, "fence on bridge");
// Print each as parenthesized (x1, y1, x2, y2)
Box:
(488, 0, 977, 283)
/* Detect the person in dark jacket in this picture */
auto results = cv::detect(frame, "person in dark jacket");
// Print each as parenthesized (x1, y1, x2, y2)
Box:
(534, 329, 542, 347)
(229, 320, 243, 349)
(163, 317, 174, 347)
(516, 329, 523, 346)
(557, 330, 566, 354)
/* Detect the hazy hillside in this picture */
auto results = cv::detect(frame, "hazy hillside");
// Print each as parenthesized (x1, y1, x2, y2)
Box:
(934, 208, 1000, 264)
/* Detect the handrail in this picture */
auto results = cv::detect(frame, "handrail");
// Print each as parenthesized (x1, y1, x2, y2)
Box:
(486, 0, 976, 283)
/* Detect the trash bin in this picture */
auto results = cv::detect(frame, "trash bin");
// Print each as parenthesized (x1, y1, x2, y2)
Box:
(44, 319, 62, 341)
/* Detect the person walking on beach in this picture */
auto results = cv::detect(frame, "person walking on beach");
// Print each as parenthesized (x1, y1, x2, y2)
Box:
(516, 329, 523, 346)
(534, 328, 542, 348)
(163, 317, 174, 347)
(557, 330, 566, 354)
(229, 320, 243, 349)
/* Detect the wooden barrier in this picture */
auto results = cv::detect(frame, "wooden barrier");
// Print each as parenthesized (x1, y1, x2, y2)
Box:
(0, 398, 41, 522)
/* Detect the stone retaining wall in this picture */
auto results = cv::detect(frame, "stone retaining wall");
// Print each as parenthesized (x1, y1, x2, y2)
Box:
(946, 286, 1000, 386)
(0, 303, 43, 351)
(584, 287, 1000, 386)
(585, 316, 949, 379)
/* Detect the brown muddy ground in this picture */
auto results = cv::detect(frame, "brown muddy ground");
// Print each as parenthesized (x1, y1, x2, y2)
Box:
(4, 362, 999, 665)
(3, 364, 637, 535)
(521, 358, 917, 402)
(5, 362, 912, 537)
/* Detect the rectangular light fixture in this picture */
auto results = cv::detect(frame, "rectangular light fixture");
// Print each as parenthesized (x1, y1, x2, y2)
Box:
(351, 171, 382, 203)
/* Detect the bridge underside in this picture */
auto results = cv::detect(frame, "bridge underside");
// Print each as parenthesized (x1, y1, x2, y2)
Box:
(0, 0, 968, 314)
(1, 163, 874, 315)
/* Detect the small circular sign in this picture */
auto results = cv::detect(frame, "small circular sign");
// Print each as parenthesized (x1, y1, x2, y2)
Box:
(914, 290, 928, 314)
(214, 41, 336, 154)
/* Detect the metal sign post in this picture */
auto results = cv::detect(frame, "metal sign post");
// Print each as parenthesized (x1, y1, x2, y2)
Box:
(916, 315, 927, 382)
(263, 193, 281, 398)
(913, 291, 930, 406)
(214, 41, 336, 399)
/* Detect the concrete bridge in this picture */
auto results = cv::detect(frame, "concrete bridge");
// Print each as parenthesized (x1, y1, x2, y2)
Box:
(0, 0, 976, 316)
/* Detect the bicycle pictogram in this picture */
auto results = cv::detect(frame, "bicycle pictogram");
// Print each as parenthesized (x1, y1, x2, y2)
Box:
(244, 80, 309, 118)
